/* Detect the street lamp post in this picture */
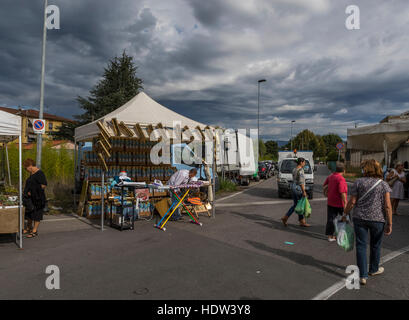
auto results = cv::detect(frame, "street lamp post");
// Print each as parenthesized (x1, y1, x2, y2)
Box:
(290, 120, 296, 151)
(257, 79, 266, 158)
(36, 0, 48, 169)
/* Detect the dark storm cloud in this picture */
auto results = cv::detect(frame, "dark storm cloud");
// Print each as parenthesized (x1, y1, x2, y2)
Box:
(1, 0, 409, 140)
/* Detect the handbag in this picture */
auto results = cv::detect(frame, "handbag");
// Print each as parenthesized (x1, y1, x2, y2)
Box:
(23, 196, 35, 212)
(387, 175, 398, 187)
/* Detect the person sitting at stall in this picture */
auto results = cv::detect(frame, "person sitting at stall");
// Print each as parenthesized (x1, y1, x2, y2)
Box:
(167, 168, 198, 221)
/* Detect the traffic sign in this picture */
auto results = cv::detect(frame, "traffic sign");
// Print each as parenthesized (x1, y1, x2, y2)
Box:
(336, 142, 344, 150)
(33, 119, 46, 134)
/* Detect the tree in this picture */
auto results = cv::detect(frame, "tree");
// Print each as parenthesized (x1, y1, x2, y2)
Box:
(76, 51, 143, 124)
(51, 122, 77, 141)
(265, 140, 278, 160)
(321, 133, 343, 155)
(281, 129, 326, 159)
(259, 139, 266, 158)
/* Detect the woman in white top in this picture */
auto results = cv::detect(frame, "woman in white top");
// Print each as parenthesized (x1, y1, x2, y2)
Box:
(386, 162, 406, 215)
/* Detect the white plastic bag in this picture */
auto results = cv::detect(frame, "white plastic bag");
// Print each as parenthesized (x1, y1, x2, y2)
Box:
(334, 216, 354, 252)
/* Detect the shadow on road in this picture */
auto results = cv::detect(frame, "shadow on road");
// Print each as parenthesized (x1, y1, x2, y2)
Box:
(246, 240, 346, 278)
(229, 211, 327, 241)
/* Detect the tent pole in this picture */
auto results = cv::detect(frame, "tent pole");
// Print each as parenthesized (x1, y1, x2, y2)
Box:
(212, 134, 216, 219)
(73, 139, 77, 210)
(19, 135, 22, 249)
(5, 143, 11, 186)
(101, 171, 104, 231)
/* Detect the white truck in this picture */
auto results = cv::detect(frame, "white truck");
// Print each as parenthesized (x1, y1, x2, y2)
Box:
(277, 150, 315, 199)
(218, 130, 256, 186)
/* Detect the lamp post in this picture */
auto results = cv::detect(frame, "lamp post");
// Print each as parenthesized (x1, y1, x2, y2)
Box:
(257, 79, 266, 158)
(36, 0, 48, 169)
(290, 120, 296, 151)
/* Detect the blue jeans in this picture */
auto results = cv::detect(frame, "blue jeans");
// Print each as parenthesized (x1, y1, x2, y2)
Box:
(353, 218, 385, 278)
(286, 184, 304, 221)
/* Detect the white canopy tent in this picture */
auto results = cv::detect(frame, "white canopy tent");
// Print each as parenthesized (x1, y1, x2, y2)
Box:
(0, 110, 23, 248)
(74, 92, 209, 142)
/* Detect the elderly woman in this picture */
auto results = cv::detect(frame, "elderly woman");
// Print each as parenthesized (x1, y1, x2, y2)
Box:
(386, 162, 406, 215)
(344, 160, 392, 285)
(23, 159, 47, 238)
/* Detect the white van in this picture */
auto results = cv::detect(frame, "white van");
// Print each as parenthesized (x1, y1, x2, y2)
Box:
(277, 151, 314, 199)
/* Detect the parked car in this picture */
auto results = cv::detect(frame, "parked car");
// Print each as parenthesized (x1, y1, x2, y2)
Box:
(258, 162, 268, 179)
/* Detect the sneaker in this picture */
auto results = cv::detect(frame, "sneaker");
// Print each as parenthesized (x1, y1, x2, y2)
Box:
(328, 238, 336, 242)
(369, 267, 384, 276)
(360, 278, 367, 285)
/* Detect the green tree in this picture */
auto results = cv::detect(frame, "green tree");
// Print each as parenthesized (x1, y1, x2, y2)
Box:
(322, 133, 343, 155)
(259, 139, 267, 158)
(51, 122, 77, 142)
(282, 129, 326, 159)
(265, 140, 278, 160)
(76, 51, 143, 124)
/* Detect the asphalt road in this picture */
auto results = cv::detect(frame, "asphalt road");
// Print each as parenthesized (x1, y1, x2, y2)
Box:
(1, 165, 408, 300)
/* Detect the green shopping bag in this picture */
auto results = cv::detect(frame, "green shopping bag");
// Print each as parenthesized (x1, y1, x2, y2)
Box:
(295, 198, 306, 215)
(304, 198, 311, 218)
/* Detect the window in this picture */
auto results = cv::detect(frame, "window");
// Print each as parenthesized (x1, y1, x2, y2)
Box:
(48, 122, 53, 130)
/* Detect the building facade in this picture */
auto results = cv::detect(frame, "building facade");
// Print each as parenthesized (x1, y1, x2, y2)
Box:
(0, 107, 75, 143)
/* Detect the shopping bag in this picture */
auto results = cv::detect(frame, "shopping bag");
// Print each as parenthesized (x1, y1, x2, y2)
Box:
(304, 198, 311, 218)
(295, 198, 306, 215)
(334, 216, 354, 252)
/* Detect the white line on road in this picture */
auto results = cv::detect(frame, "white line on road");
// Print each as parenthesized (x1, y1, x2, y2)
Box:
(216, 189, 247, 202)
(43, 217, 78, 222)
(312, 245, 409, 300)
(217, 198, 327, 208)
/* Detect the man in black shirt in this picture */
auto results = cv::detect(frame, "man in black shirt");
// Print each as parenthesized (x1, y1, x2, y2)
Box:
(23, 158, 47, 238)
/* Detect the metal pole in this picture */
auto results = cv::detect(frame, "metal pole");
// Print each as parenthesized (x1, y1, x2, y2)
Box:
(36, 0, 48, 169)
(5, 143, 11, 186)
(290, 122, 293, 151)
(257, 83, 260, 158)
(101, 171, 104, 231)
(19, 135, 22, 249)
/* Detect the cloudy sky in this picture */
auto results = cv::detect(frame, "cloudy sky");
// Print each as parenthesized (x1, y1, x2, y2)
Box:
(1, 0, 409, 140)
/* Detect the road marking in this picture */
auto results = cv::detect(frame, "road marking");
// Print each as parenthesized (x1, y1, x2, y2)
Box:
(43, 218, 78, 222)
(217, 198, 327, 207)
(216, 179, 268, 202)
(217, 190, 247, 202)
(312, 245, 409, 300)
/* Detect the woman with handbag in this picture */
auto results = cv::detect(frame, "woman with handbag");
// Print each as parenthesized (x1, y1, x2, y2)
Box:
(23, 159, 47, 238)
(386, 162, 406, 215)
(344, 159, 392, 285)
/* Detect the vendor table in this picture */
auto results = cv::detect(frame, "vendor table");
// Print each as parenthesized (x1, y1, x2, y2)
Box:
(109, 181, 148, 231)
(0, 207, 19, 234)
(154, 182, 208, 231)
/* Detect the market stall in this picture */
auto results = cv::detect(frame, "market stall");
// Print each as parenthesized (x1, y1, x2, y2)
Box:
(0, 110, 23, 248)
(74, 92, 219, 230)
